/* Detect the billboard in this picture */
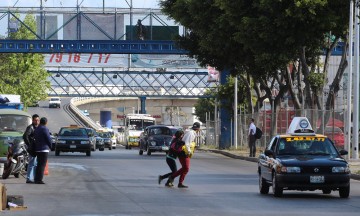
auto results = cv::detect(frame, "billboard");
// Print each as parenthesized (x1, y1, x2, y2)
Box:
(63, 13, 124, 40)
(36, 15, 58, 39)
(44, 53, 202, 69)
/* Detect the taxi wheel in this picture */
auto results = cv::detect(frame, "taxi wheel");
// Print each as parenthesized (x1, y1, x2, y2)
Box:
(100, 148, 104, 151)
(125, 145, 129, 149)
(322, 189, 331, 194)
(259, 174, 269, 194)
(55, 150, 60, 156)
(109, 147, 112, 150)
(86, 150, 91, 157)
(272, 174, 283, 197)
(339, 185, 350, 198)
(139, 149, 143, 155)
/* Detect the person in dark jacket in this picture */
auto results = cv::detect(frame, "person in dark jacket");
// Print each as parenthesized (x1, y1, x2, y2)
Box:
(33, 117, 52, 184)
(23, 114, 40, 183)
(158, 130, 184, 187)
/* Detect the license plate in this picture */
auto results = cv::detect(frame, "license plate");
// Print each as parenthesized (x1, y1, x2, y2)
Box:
(162, 146, 169, 151)
(70, 145, 76, 149)
(310, 176, 324, 183)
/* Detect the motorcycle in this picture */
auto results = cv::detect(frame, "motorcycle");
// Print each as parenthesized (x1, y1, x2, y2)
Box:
(2, 138, 29, 179)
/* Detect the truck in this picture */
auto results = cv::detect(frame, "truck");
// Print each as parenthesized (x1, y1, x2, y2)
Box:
(124, 114, 156, 149)
(0, 94, 24, 110)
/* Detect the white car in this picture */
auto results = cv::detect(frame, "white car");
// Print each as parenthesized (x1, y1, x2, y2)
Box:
(111, 136, 117, 149)
(49, 97, 61, 108)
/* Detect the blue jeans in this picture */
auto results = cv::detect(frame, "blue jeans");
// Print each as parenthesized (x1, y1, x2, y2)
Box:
(26, 155, 37, 181)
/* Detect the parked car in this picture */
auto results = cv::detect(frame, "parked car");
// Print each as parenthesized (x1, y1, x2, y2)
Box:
(139, 125, 173, 156)
(322, 126, 344, 150)
(258, 117, 350, 198)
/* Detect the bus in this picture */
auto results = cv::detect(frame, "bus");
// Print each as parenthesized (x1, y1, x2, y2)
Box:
(0, 94, 23, 110)
(124, 114, 155, 149)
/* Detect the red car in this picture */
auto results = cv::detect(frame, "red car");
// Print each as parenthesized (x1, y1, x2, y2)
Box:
(322, 126, 344, 150)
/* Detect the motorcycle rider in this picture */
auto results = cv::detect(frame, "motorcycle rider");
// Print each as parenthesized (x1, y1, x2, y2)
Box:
(23, 114, 40, 183)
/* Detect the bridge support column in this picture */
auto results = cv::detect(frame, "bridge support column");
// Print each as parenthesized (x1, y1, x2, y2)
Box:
(139, 96, 146, 114)
(219, 69, 232, 149)
(100, 109, 112, 128)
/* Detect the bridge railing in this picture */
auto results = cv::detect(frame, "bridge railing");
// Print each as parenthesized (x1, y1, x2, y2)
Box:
(69, 97, 103, 130)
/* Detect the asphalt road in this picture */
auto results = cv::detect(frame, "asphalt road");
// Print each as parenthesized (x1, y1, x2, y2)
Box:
(27, 98, 78, 134)
(1, 149, 360, 216)
(1, 99, 359, 216)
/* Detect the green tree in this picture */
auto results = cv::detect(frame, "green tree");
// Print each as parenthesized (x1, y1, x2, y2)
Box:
(194, 76, 248, 123)
(0, 14, 50, 109)
(194, 90, 216, 123)
(161, 0, 349, 135)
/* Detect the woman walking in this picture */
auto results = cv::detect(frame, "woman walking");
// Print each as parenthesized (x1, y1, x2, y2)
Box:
(158, 130, 184, 187)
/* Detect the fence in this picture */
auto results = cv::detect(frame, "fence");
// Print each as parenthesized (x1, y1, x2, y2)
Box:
(204, 108, 346, 152)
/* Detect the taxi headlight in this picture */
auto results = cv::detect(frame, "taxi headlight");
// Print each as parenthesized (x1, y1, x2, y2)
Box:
(57, 140, 66, 144)
(332, 166, 350, 173)
(150, 141, 157, 146)
(281, 166, 301, 173)
(81, 141, 89, 144)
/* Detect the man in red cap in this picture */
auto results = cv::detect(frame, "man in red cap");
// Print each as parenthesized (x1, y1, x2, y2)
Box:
(169, 122, 201, 188)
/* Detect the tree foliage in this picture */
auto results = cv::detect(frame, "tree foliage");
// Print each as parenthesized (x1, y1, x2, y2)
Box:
(161, 0, 349, 132)
(194, 76, 248, 122)
(0, 14, 50, 109)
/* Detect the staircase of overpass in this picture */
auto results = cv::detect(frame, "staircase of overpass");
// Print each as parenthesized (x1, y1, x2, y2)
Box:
(0, 4, 217, 98)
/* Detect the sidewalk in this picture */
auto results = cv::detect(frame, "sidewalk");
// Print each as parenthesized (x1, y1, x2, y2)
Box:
(199, 148, 360, 181)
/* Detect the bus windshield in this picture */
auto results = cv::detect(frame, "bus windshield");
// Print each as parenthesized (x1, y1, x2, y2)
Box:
(128, 119, 155, 131)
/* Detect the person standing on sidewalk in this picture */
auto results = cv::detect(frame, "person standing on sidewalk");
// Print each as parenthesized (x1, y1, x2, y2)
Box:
(33, 117, 52, 184)
(170, 122, 200, 188)
(158, 130, 184, 187)
(23, 114, 40, 183)
(248, 118, 257, 157)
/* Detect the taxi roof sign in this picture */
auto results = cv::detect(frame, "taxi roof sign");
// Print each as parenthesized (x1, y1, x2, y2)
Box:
(286, 117, 315, 135)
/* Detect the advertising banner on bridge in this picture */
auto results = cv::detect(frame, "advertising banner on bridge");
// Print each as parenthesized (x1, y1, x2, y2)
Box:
(130, 54, 202, 69)
(44, 54, 203, 69)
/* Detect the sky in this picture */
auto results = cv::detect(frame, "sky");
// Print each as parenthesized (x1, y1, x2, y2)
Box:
(1, 0, 160, 8)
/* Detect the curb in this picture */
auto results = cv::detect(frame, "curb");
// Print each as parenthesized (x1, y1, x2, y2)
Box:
(201, 149, 360, 181)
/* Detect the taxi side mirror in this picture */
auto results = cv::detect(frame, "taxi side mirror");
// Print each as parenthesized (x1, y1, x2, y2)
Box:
(264, 149, 274, 157)
(339, 149, 348, 156)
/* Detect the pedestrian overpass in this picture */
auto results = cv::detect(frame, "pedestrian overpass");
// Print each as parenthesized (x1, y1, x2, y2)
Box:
(0, 5, 344, 98)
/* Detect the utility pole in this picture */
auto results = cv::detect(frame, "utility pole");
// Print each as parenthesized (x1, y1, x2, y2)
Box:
(346, 0, 354, 159)
(353, 0, 359, 159)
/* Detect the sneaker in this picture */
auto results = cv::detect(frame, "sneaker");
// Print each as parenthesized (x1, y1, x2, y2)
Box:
(178, 183, 188, 188)
(158, 175, 162, 185)
(35, 181, 45, 184)
(165, 182, 173, 187)
(26, 180, 34, 184)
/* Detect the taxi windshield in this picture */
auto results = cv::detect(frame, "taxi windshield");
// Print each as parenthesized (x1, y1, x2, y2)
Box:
(277, 137, 339, 156)
(59, 128, 88, 136)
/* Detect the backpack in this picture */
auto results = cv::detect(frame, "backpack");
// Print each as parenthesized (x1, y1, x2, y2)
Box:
(170, 139, 185, 155)
(254, 127, 262, 139)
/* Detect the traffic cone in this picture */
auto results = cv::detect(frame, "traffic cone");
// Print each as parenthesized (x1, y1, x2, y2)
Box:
(44, 161, 49, 176)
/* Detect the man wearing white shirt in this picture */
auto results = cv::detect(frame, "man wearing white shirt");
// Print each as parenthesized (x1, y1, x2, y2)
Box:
(248, 118, 257, 157)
